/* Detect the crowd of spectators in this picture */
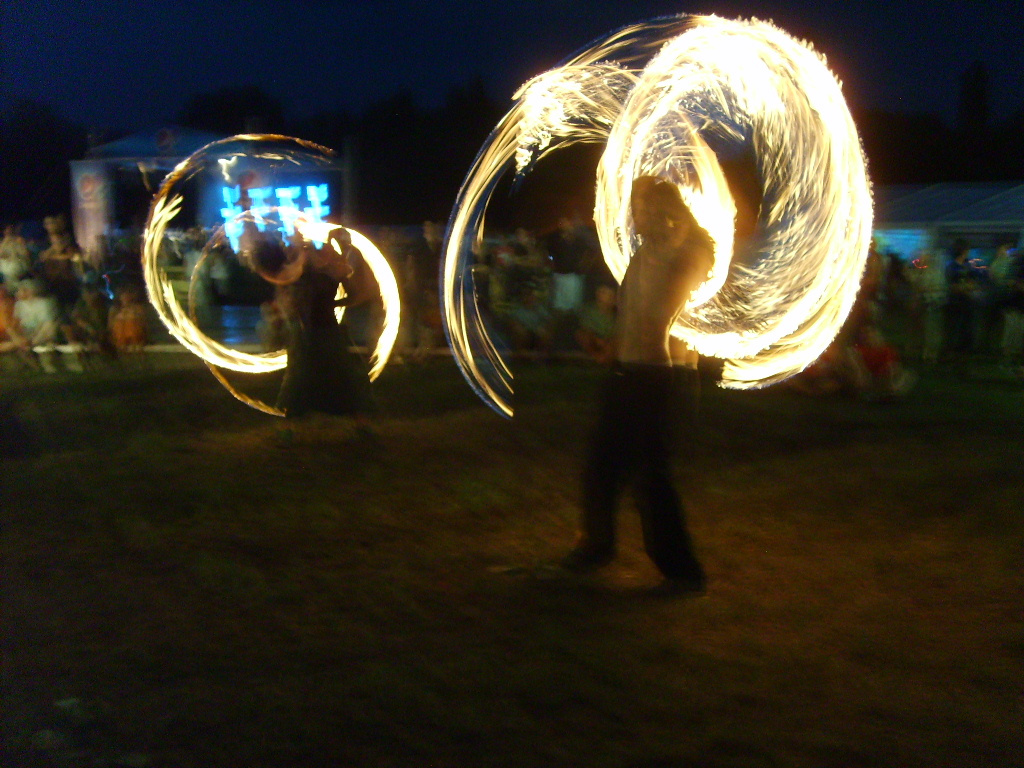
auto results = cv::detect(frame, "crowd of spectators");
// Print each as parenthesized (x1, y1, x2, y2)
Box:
(791, 238, 1024, 398)
(460, 216, 617, 362)
(0, 216, 148, 373)
(4, 210, 1022, 394)
(258, 216, 618, 365)
(888, 239, 1024, 373)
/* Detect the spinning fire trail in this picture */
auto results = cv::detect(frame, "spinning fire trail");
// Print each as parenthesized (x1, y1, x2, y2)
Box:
(441, 15, 873, 417)
(142, 135, 400, 415)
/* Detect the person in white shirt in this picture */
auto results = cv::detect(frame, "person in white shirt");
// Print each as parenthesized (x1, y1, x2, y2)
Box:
(10, 279, 61, 371)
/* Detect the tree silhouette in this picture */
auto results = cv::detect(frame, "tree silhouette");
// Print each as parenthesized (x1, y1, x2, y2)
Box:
(855, 108, 953, 184)
(955, 61, 989, 136)
(178, 85, 286, 136)
(954, 61, 992, 179)
(0, 99, 87, 222)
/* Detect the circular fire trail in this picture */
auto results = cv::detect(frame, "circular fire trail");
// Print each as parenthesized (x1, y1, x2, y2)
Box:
(142, 134, 400, 414)
(442, 15, 872, 416)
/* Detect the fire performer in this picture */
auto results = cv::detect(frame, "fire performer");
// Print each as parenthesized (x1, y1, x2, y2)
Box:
(563, 177, 713, 595)
(250, 230, 374, 420)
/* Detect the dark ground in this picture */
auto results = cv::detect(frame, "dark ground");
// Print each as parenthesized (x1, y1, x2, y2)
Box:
(2, 354, 1022, 768)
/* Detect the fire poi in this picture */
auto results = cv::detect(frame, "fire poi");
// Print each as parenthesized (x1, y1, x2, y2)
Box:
(142, 135, 400, 415)
(441, 15, 873, 417)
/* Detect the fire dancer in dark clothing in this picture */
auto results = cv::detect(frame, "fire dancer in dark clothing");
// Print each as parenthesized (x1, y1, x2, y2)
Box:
(563, 177, 714, 595)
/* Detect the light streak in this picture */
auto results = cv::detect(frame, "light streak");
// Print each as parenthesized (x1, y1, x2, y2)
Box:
(275, 186, 302, 242)
(442, 15, 872, 416)
(142, 134, 401, 414)
(218, 155, 240, 182)
(220, 185, 246, 252)
(219, 184, 331, 250)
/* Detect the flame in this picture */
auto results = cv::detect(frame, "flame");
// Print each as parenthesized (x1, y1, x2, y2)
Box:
(314, 223, 401, 382)
(441, 15, 872, 416)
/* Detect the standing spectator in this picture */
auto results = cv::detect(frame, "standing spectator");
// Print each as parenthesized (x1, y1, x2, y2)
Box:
(945, 242, 982, 361)
(907, 248, 948, 365)
(974, 244, 1010, 355)
(988, 244, 1015, 306)
(38, 215, 83, 316)
(999, 247, 1024, 371)
(182, 227, 217, 329)
(547, 217, 587, 299)
(512, 227, 548, 274)
(575, 283, 617, 365)
(409, 221, 443, 303)
(401, 223, 447, 362)
(546, 216, 588, 346)
(855, 238, 885, 329)
(415, 285, 444, 360)
(208, 246, 232, 304)
(881, 251, 911, 335)
(989, 244, 1016, 359)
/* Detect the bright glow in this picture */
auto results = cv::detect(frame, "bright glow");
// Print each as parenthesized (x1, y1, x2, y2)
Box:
(275, 186, 302, 242)
(442, 15, 872, 416)
(248, 186, 273, 232)
(305, 184, 330, 246)
(220, 185, 245, 253)
(219, 184, 331, 250)
(142, 134, 401, 414)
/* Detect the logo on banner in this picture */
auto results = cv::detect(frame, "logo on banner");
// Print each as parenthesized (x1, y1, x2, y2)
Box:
(77, 172, 105, 208)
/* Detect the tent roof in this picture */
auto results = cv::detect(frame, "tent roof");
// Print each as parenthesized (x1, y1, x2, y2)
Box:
(875, 182, 1024, 228)
(85, 127, 225, 161)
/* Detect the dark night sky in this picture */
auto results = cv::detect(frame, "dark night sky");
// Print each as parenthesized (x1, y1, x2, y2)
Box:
(3, 0, 1022, 132)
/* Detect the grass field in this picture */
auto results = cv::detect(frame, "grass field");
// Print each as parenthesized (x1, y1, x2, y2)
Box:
(2, 355, 1022, 768)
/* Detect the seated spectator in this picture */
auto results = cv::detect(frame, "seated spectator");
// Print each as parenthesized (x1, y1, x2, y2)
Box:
(66, 272, 114, 362)
(0, 223, 31, 287)
(506, 285, 553, 355)
(575, 284, 617, 365)
(10, 279, 61, 372)
(852, 323, 917, 399)
(109, 283, 149, 355)
(791, 319, 915, 400)
(0, 282, 17, 356)
(787, 340, 855, 396)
